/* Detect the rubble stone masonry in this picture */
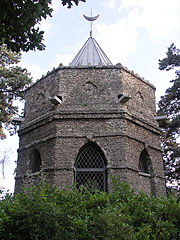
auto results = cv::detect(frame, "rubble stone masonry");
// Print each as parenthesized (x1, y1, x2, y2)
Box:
(15, 65, 166, 195)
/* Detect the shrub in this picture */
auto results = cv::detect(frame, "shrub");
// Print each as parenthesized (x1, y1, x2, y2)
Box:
(0, 179, 180, 239)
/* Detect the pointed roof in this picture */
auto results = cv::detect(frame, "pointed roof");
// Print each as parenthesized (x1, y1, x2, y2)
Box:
(69, 36, 112, 67)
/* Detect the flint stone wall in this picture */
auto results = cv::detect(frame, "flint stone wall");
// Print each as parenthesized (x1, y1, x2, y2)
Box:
(15, 65, 166, 195)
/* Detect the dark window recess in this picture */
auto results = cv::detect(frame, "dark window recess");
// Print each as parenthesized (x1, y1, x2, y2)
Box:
(75, 144, 106, 192)
(118, 94, 123, 100)
(57, 95, 62, 101)
(30, 149, 42, 173)
(139, 149, 151, 174)
(117, 94, 131, 103)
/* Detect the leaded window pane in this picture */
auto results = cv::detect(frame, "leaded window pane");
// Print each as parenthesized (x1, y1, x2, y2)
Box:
(75, 145, 106, 192)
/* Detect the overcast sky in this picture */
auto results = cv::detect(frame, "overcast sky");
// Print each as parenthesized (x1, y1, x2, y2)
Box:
(0, 0, 179, 192)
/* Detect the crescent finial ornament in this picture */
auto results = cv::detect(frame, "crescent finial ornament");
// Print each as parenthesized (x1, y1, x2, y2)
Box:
(83, 9, 100, 37)
(83, 14, 100, 22)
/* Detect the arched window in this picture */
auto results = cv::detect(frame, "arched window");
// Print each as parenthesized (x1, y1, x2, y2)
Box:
(139, 149, 151, 174)
(30, 149, 42, 173)
(74, 143, 106, 192)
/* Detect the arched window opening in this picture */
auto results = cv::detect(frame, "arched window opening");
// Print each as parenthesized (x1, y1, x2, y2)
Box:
(74, 144, 106, 192)
(30, 149, 42, 173)
(139, 149, 151, 174)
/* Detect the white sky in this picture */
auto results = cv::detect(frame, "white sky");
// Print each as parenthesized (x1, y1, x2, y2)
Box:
(0, 0, 180, 192)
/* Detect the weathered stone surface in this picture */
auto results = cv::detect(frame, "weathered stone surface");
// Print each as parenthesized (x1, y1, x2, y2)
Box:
(15, 66, 166, 195)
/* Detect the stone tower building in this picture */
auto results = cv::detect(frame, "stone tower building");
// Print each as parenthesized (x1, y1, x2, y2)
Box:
(15, 24, 166, 195)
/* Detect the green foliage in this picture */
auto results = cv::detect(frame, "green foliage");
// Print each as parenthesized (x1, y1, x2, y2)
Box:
(158, 44, 180, 188)
(0, 0, 86, 52)
(0, 44, 32, 139)
(159, 44, 180, 71)
(0, 0, 53, 52)
(0, 178, 180, 240)
(61, 0, 86, 9)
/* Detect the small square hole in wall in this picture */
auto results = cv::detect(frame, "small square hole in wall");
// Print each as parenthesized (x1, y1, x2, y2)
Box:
(118, 94, 123, 100)
(117, 94, 131, 103)
(50, 95, 63, 105)
(57, 96, 63, 101)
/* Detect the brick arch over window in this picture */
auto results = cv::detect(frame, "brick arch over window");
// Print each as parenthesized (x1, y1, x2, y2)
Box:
(139, 149, 152, 174)
(74, 143, 107, 192)
(29, 149, 42, 173)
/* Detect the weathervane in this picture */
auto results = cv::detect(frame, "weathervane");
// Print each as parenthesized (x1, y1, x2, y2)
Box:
(83, 9, 99, 37)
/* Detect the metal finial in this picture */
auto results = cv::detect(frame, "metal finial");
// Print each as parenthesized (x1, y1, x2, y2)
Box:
(83, 9, 100, 37)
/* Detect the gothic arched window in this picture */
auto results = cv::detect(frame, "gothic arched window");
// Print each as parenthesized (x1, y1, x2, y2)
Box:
(74, 144, 106, 192)
(30, 149, 42, 173)
(139, 149, 151, 174)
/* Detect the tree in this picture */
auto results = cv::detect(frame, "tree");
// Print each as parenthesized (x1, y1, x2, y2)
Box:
(158, 43, 180, 189)
(0, 0, 86, 52)
(61, 0, 86, 8)
(0, 44, 32, 139)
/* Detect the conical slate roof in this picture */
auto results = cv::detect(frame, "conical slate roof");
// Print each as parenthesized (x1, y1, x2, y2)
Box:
(69, 36, 112, 67)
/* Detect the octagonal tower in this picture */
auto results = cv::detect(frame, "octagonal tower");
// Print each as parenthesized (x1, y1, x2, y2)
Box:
(15, 18, 166, 195)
